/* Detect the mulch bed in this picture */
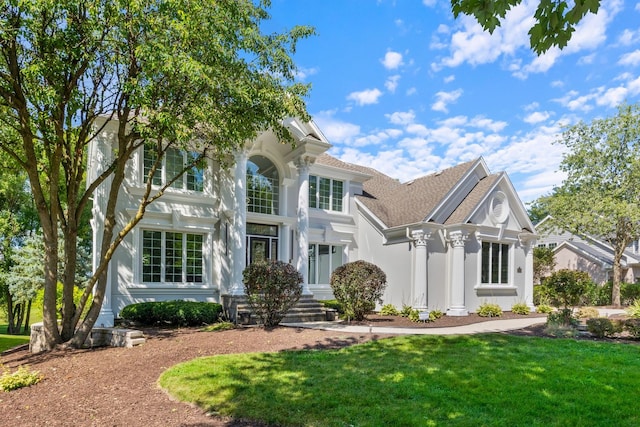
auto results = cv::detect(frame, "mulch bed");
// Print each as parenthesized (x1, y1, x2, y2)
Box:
(0, 312, 633, 427)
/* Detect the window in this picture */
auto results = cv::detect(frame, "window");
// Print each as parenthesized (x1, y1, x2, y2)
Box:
(142, 230, 203, 283)
(143, 144, 204, 191)
(309, 175, 343, 212)
(481, 242, 509, 285)
(548, 242, 557, 249)
(308, 244, 344, 284)
(247, 156, 279, 215)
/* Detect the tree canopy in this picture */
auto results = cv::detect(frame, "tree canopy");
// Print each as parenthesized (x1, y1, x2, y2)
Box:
(0, 0, 313, 349)
(450, 0, 601, 54)
(545, 103, 640, 306)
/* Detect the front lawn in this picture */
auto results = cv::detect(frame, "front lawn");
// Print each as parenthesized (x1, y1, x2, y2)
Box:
(160, 334, 640, 426)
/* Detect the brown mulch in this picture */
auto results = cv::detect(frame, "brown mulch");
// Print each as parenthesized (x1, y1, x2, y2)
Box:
(0, 312, 629, 427)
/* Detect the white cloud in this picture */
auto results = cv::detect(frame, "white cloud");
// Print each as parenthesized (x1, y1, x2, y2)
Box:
(406, 87, 417, 96)
(618, 29, 639, 46)
(381, 51, 403, 70)
(619, 49, 640, 66)
(352, 129, 404, 148)
(386, 110, 415, 125)
(422, 0, 437, 7)
(523, 111, 551, 124)
(385, 75, 401, 93)
(312, 110, 360, 144)
(444, 74, 455, 83)
(432, 89, 463, 113)
(578, 54, 596, 65)
(294, 66, 318, 81)
(596, 85, 629, 108)
(346, 88, 383, 106)
(469, 116, 508, 132)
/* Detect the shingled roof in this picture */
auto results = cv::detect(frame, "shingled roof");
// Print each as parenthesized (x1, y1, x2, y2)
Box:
(315, 154, 502, 229)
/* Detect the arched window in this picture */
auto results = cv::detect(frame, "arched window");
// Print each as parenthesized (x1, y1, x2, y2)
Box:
(247, 156, 279, 215)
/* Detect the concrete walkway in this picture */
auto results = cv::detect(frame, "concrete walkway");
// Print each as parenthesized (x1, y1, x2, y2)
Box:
(283, 308, 627, 336)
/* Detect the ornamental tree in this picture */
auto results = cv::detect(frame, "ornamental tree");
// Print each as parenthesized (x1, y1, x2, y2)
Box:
(450, 0, 601, 54)
(546, 103, 640, 307)
(0, 0, 312, 349)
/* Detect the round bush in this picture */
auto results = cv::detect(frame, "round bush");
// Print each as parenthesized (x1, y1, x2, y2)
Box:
(120, 301, 223, 326)
(243, 260, 303, 327)
(543, 269, 591, 310)
(329, 260, 387, 321)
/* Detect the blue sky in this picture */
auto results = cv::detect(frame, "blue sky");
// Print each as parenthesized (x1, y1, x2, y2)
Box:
(265, 0, 640, 203)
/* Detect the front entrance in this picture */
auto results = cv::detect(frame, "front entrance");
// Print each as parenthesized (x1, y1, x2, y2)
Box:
(246, 223, 278, 265)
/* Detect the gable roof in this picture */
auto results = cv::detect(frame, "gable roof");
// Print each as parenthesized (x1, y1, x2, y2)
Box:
(316, 154, 510, 229)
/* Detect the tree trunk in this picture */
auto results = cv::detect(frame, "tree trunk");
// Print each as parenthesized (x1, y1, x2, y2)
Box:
(23, 300, 32, 334)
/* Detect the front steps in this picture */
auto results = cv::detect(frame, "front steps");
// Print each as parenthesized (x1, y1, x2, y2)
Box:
(223, 295, 332, 325)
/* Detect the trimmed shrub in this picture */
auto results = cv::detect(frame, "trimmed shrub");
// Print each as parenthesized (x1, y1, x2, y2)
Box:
(586, 318, 622, 338)
(243, 260, 303, 327)
(576, 306, 600, 319)
(511, 302, 530, 315)
(477, 302, 502, 318)
(321, 299, 344, 314)
(624, 318, 640, 338)
(429, 309, 443, 321)
(547, 308, 578, 328)
(330, 260, 387, 321)
(120, 301, 223, 326)
(543, 269, 590, 310)
(536, 304, 553, 314)
(379, 304, 400, 316)
(0, 365, 42, 392)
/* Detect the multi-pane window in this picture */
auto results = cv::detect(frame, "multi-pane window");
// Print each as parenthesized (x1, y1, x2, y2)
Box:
(481, 242, 509, 285)
(142, 230, 203, 283)
(309, 176, 344, 212)
(308, 244, 344, 285)
(247, 156, 279, 215)
(143, 144, 204, 192)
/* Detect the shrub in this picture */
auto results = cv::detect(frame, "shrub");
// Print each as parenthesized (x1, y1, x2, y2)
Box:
(576, 306, 600, 319)
(0, 365, 42, 392)
(243, 261, 303, 327)
(624, 318, 640, 338)
(477, 302, 502, 318)
(400, 304, 413, 317)
(408, 309, 420, 322)
(625, 299, 640, 318)
(586, 318, 622, 338)
(622, 282, 640, 305)
(330, 260, 387, 321)
(120, 301, 223, 326)
(546, 308, 578, 328)
(429, 309, 443, 321)
(321, 299, 344, 314)
(543, 269, 591, 310)
(202, 321, 235, 332)
(511, 302, 530, 315)
(379, 303, 400, 316)
(533, 284, 549, 306)
(536, 304, 553, 314)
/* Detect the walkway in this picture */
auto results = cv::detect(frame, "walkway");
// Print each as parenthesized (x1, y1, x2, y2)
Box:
(284, 308, 627, 335)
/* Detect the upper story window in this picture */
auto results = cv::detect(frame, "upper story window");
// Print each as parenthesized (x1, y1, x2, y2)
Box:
(481, 242, 509, 285)
(143, 144, 204, 192)
(247, 155, 279, 215)
(309, 175, 343, 212)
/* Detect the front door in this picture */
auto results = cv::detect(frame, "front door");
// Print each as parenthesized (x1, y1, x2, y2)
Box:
(246, 223, 278, 265)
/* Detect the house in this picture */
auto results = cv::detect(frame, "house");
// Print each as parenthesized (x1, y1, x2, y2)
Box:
(88, 117, 537, 327)
(536, 216, 640, 285)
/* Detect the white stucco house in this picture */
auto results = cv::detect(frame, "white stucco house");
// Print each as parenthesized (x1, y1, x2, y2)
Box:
(88, 117, 537, 327)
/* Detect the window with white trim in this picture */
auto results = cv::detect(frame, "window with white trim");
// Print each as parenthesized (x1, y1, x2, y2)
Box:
(309, 176, 343, 212)
(308, 244, 344, 284)
(143, 145, 204, 192)
(142, 230, 203, 283)
(247, 156, 279, 215)
(481, 242, 509, 285)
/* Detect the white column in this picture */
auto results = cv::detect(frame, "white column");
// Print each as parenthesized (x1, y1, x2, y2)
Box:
(447, 230, 468, 316)
(229, 151, 247, 295)
(524, 239, 535, 310)
(411, 230, 429, 310)
(93, 216, 115, 327)
(295, 157, 312, 295)
(281, 224, 291, 264)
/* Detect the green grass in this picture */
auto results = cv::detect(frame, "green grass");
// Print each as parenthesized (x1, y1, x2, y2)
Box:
(159, 334, 640, 426)
(0, 325, 30, 353)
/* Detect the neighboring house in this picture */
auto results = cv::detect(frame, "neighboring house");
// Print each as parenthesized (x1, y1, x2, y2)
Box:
(536, 216, 640, 285)
(88, 117, 536, 327)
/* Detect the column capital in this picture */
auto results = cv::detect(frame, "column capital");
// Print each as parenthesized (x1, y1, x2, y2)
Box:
(295, 155, 314, 171)
(448, 230, 468, 248)
(411, 230, 431, 247)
